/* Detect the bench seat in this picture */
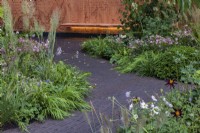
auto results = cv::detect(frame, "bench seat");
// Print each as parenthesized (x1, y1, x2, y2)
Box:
(60, 23, 122, 27)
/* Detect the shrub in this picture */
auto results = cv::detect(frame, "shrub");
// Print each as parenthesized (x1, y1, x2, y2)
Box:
(120, 0, 178, 37)
(154, 46, 200, 79)
(112, 51, 158, 76)
(112, 45, 200, 80)
(82, 37, 127, 60)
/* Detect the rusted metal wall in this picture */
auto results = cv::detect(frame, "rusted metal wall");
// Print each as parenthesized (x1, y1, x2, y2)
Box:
(5, 0, 124, 33)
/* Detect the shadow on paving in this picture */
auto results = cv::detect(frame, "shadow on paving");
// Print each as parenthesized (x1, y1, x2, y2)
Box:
(4, 37, 172, 133)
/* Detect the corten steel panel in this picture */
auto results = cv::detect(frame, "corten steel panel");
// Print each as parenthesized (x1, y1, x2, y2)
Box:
(5, 0, 125, 33)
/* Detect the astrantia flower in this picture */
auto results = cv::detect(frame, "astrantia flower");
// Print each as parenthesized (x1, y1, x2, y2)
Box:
(0, 48, 5, 55)
(126, 91, 131, 98)
(19, 37, 25, 43)
(165, 79, 177, 89)
(171, 108, 183, 118)
(151, 95, 157, 102)
(33, 45, 39, 52)
(56, 47, 62, 56)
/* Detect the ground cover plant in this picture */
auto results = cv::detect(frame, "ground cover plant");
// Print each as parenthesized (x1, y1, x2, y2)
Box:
(0, 0, 92, 131)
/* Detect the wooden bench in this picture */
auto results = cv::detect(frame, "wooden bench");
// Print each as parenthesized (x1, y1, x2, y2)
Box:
(60, 23, 122, 27)
(60, 23, 123, 34)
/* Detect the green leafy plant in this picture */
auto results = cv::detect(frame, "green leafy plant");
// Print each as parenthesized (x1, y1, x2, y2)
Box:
(120, 0, 178, 37)
(82, 37, 127, 60)
(154, 46, 200, 79)
(181, 62, 200, 85)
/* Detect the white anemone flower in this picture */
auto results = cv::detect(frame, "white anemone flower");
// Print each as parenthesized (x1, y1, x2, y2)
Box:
(129, 103, 133, 110)
(151, 95, 157, 102)
(125, 91, 131, 98)
(140, 100, 148, 109)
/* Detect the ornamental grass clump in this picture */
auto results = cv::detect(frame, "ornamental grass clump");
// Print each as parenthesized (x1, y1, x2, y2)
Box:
(21, 0, 35, 31)
(48, 9, 60, 60)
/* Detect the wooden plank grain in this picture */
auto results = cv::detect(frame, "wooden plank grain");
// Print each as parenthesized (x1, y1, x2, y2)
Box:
(6, 0, 124, 33)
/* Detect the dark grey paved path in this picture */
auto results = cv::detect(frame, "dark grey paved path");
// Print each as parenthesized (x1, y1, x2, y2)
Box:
(3, 37, 169, 133)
